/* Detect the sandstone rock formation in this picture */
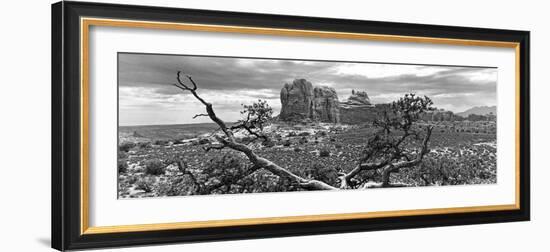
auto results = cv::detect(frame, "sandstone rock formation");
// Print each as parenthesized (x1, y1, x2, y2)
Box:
(342, 90, 371, 106)
(312, 86, 340, 123)
(280, 79, 315, 121)
(279, 79, 340, 123)
(278, 80, 462, 124)
(279, 80, 384, 124)
(340, 104, 389, 124)
(338, 90, 379, 124)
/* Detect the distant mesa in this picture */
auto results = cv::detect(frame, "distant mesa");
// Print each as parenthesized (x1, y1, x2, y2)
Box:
(457, 106, 496, 117)
(420, 109, 461, 122)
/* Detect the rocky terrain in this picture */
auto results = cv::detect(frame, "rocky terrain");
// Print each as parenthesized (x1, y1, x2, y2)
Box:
(118, 119, 496, 198)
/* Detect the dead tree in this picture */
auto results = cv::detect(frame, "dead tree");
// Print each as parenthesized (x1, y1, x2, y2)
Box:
(174, 71, 337, 190)
(174, 71, 433, 190)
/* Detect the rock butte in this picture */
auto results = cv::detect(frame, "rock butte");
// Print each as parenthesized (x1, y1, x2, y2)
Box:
(279, 79, 340, 123)
(279, 79, 387, 124)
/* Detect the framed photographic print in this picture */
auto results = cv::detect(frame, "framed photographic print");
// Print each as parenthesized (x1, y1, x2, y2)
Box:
(51, 1, 530, 251)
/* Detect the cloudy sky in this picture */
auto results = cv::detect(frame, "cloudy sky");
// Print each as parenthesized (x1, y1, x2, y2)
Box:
(118, 53, 497, 126)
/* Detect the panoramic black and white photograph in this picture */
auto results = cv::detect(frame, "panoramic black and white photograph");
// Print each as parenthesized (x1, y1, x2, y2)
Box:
(117, 53, 497, 199)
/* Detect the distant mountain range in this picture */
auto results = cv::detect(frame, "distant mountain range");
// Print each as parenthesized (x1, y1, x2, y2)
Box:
(456, 106, 496, 117)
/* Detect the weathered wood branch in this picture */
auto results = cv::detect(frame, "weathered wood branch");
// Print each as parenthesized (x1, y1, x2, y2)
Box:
(231, 122, 268, 141)
(338, 161, 388, 189)
(175, 71, 234, 141)
(175, 159, 202, 192)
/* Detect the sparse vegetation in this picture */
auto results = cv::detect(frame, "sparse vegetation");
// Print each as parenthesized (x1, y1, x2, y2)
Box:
(283, 140, 292, 147)
(118, 160, 128, 173)
(135, 177, 155, 193)
(138, 142, 152, 149)
(144, 159, 166, 176)
(319, 149, 330, 157)
(154, 139, 169, 146)
(119, 142, 136, 152)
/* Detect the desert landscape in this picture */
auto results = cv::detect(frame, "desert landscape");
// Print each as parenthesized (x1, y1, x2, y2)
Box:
(118, 76, 497, 198)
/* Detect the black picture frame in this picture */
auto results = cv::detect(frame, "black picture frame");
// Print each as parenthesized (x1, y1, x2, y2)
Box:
(52, 1, 530, 251)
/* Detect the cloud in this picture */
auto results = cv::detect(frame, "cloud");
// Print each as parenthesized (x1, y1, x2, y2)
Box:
(119, 53, 496, 125)
(119, 53, 336, 94)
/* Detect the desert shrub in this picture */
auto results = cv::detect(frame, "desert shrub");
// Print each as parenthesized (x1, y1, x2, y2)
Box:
(319, 149, 330, 157)
(293, 147, 302, 152)
(303, 162, 338, 185)
(126, 175, 139, 184)
(118, 160, 128, 173)
(119, 142, 136, 152)
(154, 139, 169, 146)
(299, 137, 308, 144)
(298, 132, 310, 136)
(118, 151, 128, 159)
(335, 144, 343, 149)
(282, 140, 292, 147)
(155, 176, 195, 196)
(316, 131, 327, 137)
(198, 138, 211, 145)
(135, 177, 155, 193)
(262, 140, 275, 148)
(156, 180, 180, 196)
(201, 155, 251, 194)
(287, 132, 297, 137)
(243, 170, 296, 193)
(138, 142, 152, 149)
(412, 149, 496, 186)
(329, 138, 336, 142)
(144, 159, 166, 175)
